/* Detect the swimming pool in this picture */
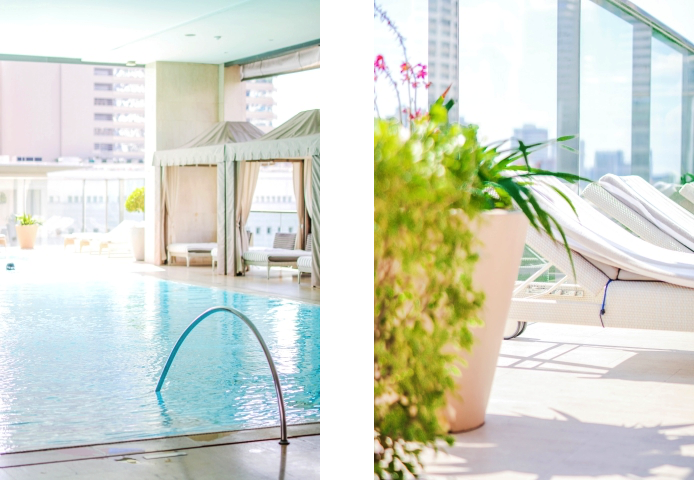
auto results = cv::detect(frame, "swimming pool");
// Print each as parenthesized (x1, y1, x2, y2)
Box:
(0, 273, 320, 453)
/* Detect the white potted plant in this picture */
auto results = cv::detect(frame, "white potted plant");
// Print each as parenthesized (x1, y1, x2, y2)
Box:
(125, 187, 145, 261)
(15, 213, 42, 249)
(374, 7, 585, 476)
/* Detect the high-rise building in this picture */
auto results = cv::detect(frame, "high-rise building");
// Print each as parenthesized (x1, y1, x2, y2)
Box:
(245, 78, 277, 133)
(512, 124, 556, 171)
(428, 0, 459, 122)
(593, 150, 630, 179)
(0, 62, 145, 164)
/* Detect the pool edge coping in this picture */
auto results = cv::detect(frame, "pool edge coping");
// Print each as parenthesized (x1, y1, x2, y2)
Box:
(0, 422, 319, 468)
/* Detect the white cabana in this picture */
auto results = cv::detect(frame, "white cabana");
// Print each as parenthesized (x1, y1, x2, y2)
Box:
(222, 109, 320, 287)
(152, 121, 264, 266)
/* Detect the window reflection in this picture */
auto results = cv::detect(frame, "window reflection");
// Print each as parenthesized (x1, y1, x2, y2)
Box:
(458, 0, 557, 166)
(651, 33, 684, 184)
(579, 0, 633, 181)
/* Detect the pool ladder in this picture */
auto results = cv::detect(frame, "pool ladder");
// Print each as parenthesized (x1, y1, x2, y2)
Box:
(155, 306, 289, 445)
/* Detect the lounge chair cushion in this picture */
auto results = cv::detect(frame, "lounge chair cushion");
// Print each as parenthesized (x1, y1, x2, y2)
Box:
(599, 174, 694, 250)
(680, 183, 694, 204)
(243, 248, 311, 263)
(297, 255, 312, 271)
(167, 242, 217, 254)
(532, 177, 694, 288)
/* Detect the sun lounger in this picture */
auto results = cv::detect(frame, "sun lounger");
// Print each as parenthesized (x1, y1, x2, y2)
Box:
(506, 177, 694, 338)
(582, 182, 691, 253)
(211, 247, 218, 273)
(583, 174, 693, 251)
(242, 233, 312, 279)
(167, 242, 217, 267)
(680, 182, 694, 206)
(297, 256, 312, 285)
(64, 233, 94, 252)
(89, 221, 138, 257)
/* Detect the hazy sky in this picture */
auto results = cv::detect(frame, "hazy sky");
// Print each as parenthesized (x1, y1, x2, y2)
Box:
(273, 68, 321, 126)
(634, 0, 694, 42)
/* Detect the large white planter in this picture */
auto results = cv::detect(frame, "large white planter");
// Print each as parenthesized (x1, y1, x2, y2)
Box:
(16, 224, 39, 249)
(444, 210, 529, 432)
(130, 226, 145, 261)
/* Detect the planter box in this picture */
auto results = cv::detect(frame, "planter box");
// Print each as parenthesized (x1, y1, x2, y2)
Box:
(445, 210, 529, 432)
(16, 224, 39, 249)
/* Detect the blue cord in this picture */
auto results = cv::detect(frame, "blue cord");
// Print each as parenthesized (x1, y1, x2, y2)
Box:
(599, 278, 614, 328)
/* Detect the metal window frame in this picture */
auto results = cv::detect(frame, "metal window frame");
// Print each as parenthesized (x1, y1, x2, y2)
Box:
(558, 0, 694, 183)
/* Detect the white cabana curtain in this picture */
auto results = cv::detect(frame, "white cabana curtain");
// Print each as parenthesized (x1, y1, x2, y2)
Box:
(161, 166, 182, 263)
(159, 167, 168, 263)
(311, 155, 319, 287)
(164, 166, 181, 247)
(235, 161, 261, 274)
(292, 162, 306, 250)
(304, 156, 313, 221)
(163, 166, 217, 264)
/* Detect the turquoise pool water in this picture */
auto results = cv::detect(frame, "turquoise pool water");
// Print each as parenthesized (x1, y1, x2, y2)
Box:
(0, 274, 320, 453)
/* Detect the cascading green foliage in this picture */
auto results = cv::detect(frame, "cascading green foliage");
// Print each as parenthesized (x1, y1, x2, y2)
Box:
(374, 110, 486, 479)
(374, 100, 585, 479)
(125, 187, 145, 214)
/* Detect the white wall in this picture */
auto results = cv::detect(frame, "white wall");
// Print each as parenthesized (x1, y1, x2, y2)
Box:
(60, 64, 96, 159)
(0, 62, 62, 161)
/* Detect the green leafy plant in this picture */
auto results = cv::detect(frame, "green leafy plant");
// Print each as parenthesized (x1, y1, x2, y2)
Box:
(374, 107, 586, 479)
(375, 115, 485, 480)
(15, 213, 42, 226)
(680, 173, 694, 185)
(374, 7, 587, 478)
(125, 187, 145, 214)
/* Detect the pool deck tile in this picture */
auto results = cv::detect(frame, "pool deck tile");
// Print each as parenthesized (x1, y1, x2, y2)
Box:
(2, 435, 319, 480)
(0, 423, 319, 468)
(2, 246, 319, 305)
(421, 323, 693, 479)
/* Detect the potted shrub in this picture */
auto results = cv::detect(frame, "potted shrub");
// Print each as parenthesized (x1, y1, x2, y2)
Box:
(374, 8, 584, 478)
(125, 187, 145, 261)
(15, 213, 42, 249)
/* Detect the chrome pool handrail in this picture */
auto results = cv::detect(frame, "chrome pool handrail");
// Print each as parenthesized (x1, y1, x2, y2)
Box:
(155, 306, 289, 445)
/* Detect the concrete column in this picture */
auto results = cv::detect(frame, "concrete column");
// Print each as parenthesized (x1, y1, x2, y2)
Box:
(224, 65, 247, 121)
(144, 61, 221, 264)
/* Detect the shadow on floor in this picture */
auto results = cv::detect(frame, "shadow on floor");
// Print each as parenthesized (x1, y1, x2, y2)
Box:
(427, 412, 693, 480)
(500, 337, 693, 385)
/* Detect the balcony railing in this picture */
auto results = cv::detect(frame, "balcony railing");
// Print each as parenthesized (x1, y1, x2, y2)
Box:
(246, 210, 299, 248)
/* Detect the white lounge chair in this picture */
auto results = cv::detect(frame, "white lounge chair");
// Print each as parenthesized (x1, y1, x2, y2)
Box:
(680, 182, 694, 208)
(582, 174, 693, 252)
(506, 177, 694, 338)
(243, 233, 311, 279)
(93, 221, 137, 256)
(297, 238, 313, 284)
(167, 242, 217, 267)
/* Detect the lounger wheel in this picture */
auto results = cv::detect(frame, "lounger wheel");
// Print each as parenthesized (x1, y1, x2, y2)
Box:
(504, 320, 527, 340)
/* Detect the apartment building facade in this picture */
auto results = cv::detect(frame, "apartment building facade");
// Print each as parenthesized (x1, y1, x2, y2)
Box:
(0, 61, 145, 164)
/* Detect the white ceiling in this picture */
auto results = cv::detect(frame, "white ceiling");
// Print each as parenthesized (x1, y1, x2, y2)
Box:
(0, 0, 319, 65)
